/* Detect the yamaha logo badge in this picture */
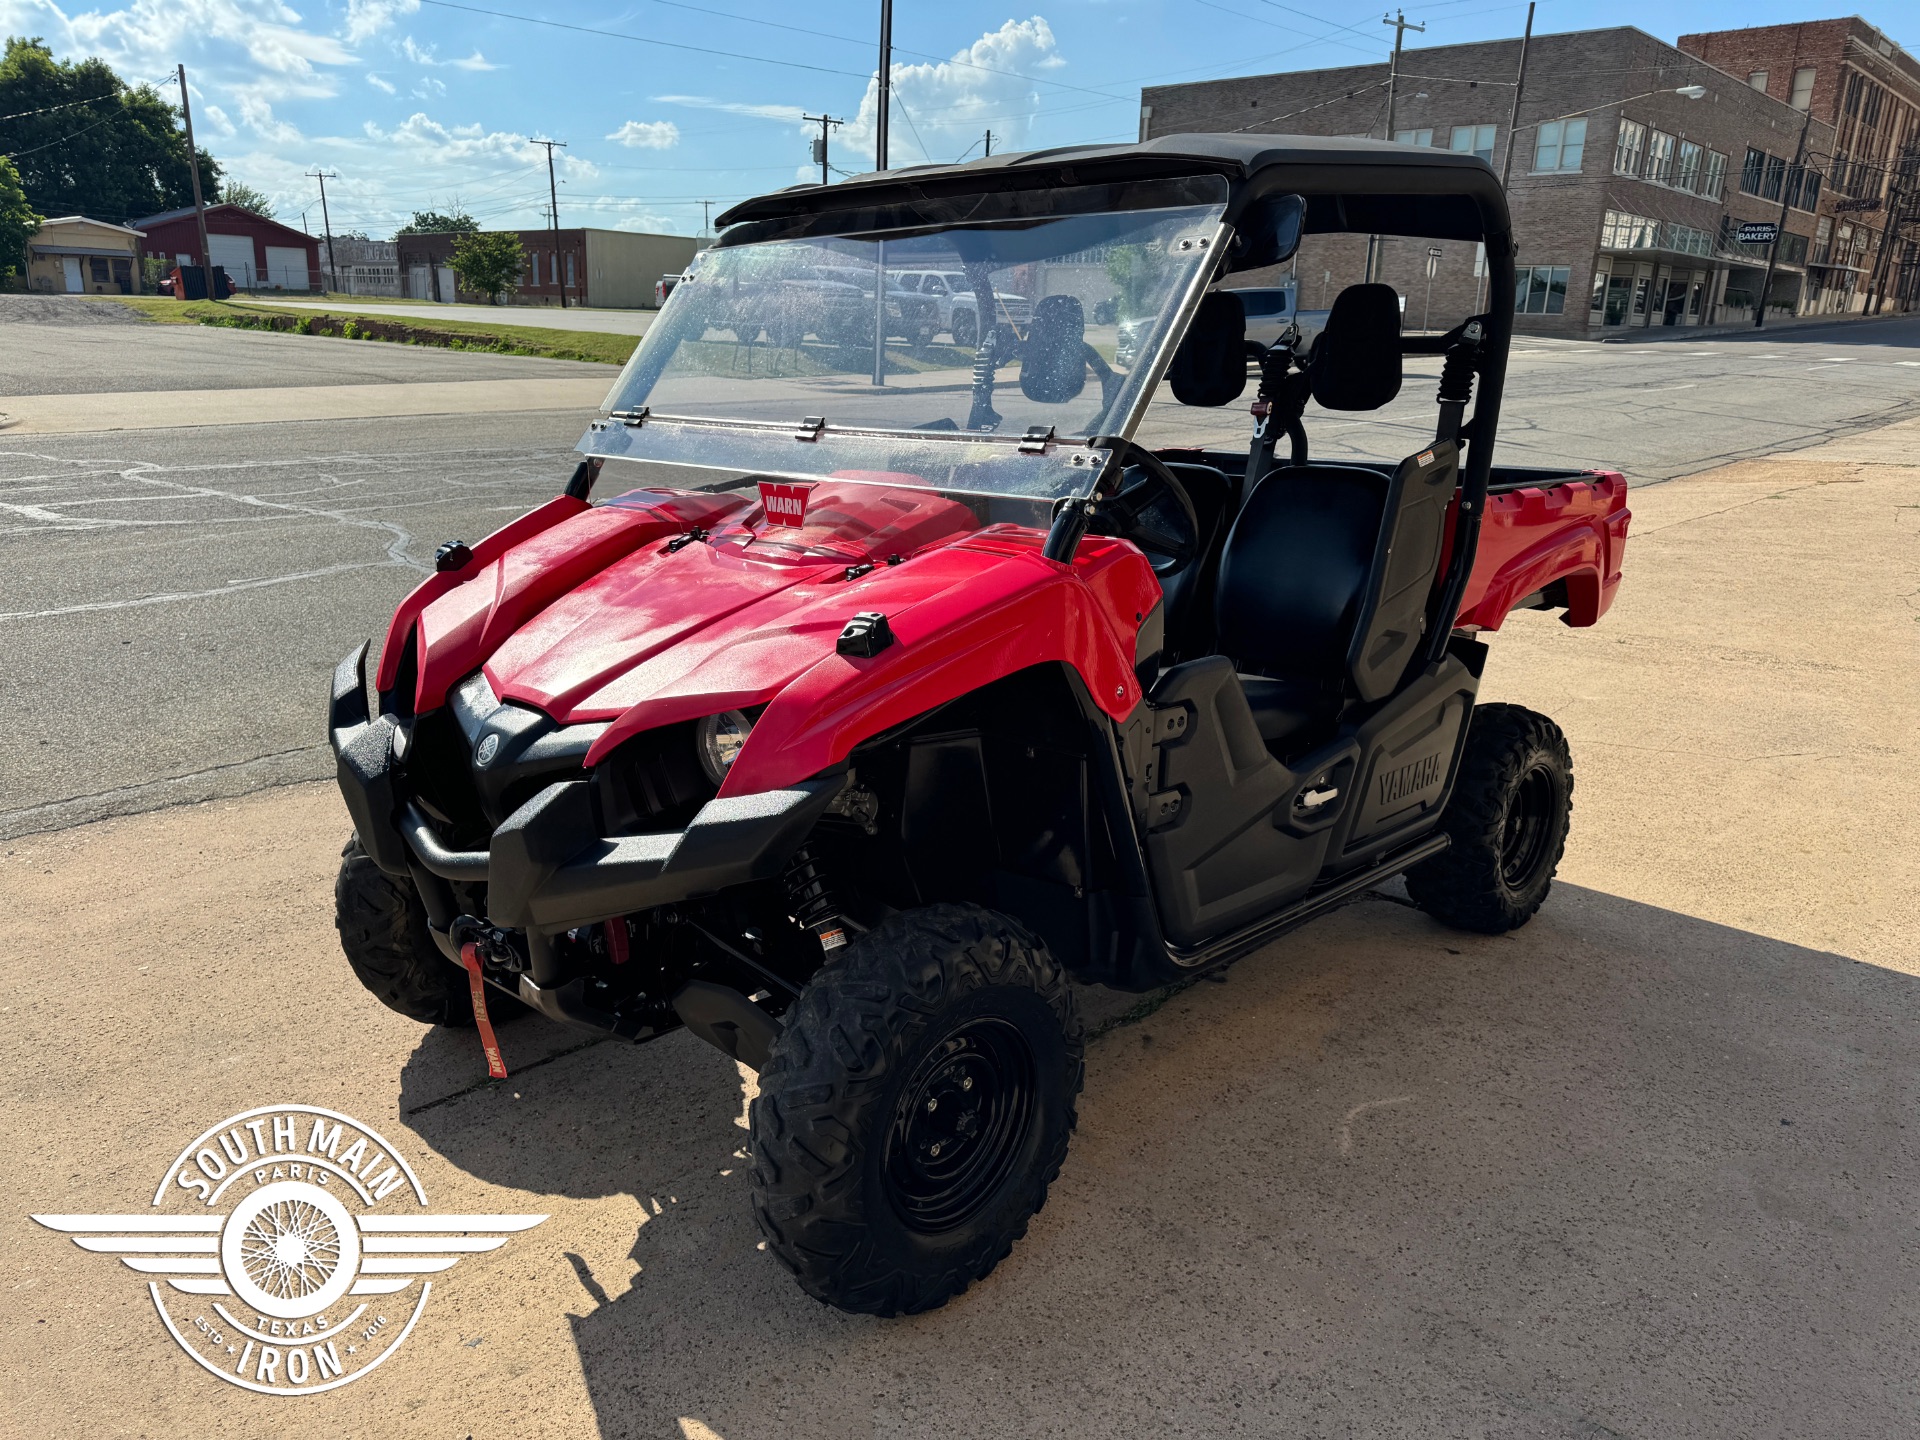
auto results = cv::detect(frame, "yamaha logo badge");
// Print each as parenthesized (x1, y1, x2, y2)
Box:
(475, 733, 501, 765)
(31, 1105, 545, 1396)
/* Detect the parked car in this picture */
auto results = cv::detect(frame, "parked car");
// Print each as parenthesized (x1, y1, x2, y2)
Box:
(329, 135, 1629, 1320)
(1117, 286, 1326, 367)
(893, 268, 1033, 346)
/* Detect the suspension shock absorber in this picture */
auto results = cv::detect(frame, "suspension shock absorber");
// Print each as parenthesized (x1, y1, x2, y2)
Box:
(783, 844, 848, 953)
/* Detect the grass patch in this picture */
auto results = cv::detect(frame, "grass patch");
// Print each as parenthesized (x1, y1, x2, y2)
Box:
(95, 295, 634, 365)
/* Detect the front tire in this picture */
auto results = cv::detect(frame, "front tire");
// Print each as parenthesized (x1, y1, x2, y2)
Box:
(749, 903, 1083, 1316)
(950, 309, 977, 348)
(1406, 704, 1573, 933)
(335, 835, 482, 1026)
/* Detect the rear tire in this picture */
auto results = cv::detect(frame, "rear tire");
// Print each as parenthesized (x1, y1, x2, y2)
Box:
(335, 835, 490, 1026)
(950, 309, 977, 348)
(1406, 704, 1573, 934)
(749, 903, 1083, 1316)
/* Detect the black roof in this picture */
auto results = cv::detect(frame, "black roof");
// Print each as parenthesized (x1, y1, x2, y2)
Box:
(715, 133, 1510, 247)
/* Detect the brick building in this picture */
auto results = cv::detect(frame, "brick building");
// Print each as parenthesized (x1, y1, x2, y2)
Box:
(393, 227, 700, 309)
(1679, 18, 1919, 314)
(131, 203, 320, 291)
(1142, 26, 1837, 337)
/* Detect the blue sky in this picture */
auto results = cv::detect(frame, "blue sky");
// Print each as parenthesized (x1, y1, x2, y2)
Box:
(3, 0, 1914, 237)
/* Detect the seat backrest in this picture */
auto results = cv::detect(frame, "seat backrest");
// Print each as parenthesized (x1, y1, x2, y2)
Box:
(1156, 461, 1233, 660)
(1213, 442, 1458, 701)
(1167, 291, 1247, 406)
(1309, 283, 1402, 411)
(1214, 464, 1386, 681)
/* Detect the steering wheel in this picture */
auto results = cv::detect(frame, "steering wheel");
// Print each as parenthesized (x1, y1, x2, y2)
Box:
(1094, 449, 1199, 578)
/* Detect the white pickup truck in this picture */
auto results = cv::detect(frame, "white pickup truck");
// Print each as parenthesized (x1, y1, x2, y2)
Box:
(891, 269, 1033, 346)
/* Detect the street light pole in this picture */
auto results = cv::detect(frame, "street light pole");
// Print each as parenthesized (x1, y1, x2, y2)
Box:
(874, 0, 893, 172)
(1755, 106, 1812, 330)
(176, 66, 216, 298)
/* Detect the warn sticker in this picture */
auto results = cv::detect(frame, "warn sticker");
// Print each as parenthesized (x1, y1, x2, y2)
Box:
(759, 481, 814, 527)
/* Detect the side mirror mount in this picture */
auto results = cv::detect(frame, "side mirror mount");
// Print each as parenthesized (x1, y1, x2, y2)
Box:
(1020, 294, 1088, 404)
(1235, 193, 1307, 269)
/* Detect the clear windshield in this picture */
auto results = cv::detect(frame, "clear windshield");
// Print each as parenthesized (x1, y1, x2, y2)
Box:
(584, 176, 1229, 502)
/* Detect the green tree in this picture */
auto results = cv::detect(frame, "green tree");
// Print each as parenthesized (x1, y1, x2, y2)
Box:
(449, 230, 523, 304)
(0, 155, 41, 276)
(220, 180, 273, 215)
(397, 208, 479, 236)
(0, 37, 222, 223)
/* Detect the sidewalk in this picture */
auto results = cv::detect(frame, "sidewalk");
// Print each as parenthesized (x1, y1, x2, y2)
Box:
(258, 296, 660, 337)
(1596, 305, 1918, 343)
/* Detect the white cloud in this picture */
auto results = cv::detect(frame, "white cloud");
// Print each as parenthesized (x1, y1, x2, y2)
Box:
(654, 95, 804, 122)
(606, 119, 680, 150)
(842, 17, 1063, 170)
(344, 0, 418, 42)
(365, 112, 598, 180)
(199, 102, 236, 137)
(411, 76, 445, 99)
(366, 71, 397, 94)
(398, 35, 498, 70)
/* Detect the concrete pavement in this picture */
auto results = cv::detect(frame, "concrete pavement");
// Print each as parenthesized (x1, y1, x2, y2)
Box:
(2, 411, 1916, 1436)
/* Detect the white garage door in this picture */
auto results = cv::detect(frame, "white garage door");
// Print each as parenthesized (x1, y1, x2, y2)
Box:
(263, 245, 310, 290)
(208, 233, 256, 287)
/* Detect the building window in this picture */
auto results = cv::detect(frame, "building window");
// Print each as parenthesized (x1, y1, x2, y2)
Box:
(1790, 66, 1815, 110)
(1675, 139, 1703, 191)
(89, 257, 110, 282)
(1514, 265, 1569, 314)
(1666, 222, 1713, 257)
(1449, 123, 1495, 162)
(1703, 150, 1728, 199)
(1780, 232, 1808, 266)
(567, 252, 576, 288)
(1741, 147, 1765, 194)
(1614, 118, 1645, 175)
(1813, 215, 1833, 263)
(1394, 127, 1433, 146)
(1646, 130, 1676, 185)
(1748, 70, 1769, 93)
(1600, 209, 1661, 250)
(1533, 117, 1586, 173)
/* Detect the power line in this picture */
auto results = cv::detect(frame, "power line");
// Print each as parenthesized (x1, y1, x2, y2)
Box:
(1, 111, 115, 159)
(415, 0, 872, 80)
(0, 91, 119, 123)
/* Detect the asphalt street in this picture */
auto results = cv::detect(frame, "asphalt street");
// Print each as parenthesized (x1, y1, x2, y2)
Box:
(3, 413, 1915, 1437)
(1, 309, 1917, 838)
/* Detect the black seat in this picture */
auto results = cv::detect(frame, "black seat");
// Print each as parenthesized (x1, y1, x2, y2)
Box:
(1157, 461, 1233, 660)
(1215, 464, 1386, 746)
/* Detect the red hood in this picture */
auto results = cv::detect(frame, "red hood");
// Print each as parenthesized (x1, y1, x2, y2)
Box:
(424, 479, 983, 723)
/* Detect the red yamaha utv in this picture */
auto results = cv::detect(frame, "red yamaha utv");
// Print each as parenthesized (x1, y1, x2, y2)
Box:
(329, 135, 1628, 1316)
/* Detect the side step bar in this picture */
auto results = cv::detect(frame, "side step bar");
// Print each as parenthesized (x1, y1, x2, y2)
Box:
(1163, 832, 1450, 972)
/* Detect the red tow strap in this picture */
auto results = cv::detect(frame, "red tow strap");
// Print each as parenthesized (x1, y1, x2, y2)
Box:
(460, 942, 510, 1079)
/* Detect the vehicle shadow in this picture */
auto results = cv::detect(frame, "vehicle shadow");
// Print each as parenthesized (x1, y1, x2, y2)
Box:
(400, 884, 1920, 1438)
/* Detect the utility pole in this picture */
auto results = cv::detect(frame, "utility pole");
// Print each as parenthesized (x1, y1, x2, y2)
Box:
(531, 138, 568, 307)
(1755, 106, 1812, 329)
(176, 66, 216, 298)
(875, 0, 893, 171)
(701, 200, 714, 236)
(306, 168, 339, 293)
(1381, 10, 1425, 144)
(1368, 11, 1426, 283)
(1498, 3, 1535, 191)
(983, 128, 994, 157)
(804, 113, 843, 185)
(1482, 1, 1536, 311)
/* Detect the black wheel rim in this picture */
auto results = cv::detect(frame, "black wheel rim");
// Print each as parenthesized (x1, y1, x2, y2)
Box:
(1500, 763, 1556, 889)
(883, 1016, 1038, 1234)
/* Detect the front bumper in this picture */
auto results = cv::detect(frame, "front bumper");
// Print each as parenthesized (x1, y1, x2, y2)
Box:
(328, 644, 840, 937)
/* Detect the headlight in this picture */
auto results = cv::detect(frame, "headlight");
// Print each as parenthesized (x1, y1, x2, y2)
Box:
(695, 710, 753, 784)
